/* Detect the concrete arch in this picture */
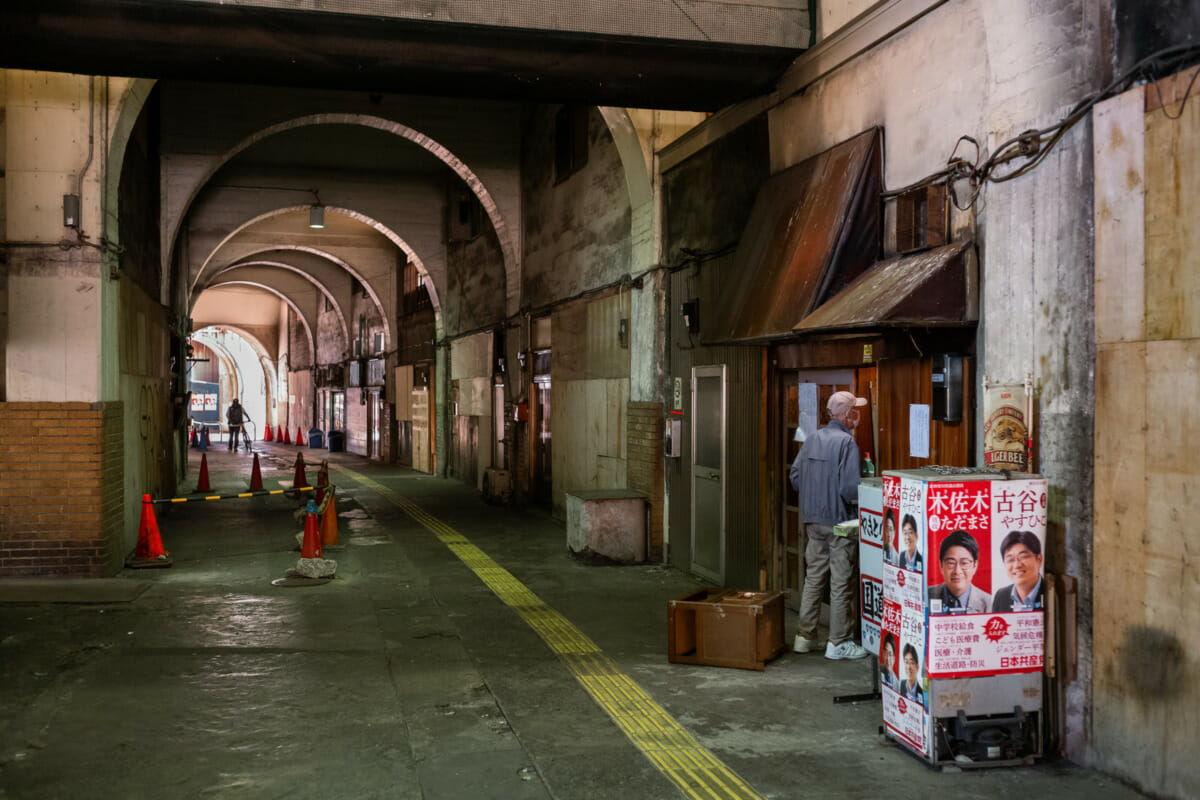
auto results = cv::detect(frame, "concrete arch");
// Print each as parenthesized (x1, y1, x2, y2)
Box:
(203, 273, 328, 359)
(173, 113, 512, 312)
(106, 78, 158, 265)
(201, 281, 316, 359)
(195, 205, 442, 339)
(191, 332, 245, 418)
(193, 324, 281, 428)
(597, 107, 653, 210)
(210, 262, 351, 348)
(229, 245, 400, 347)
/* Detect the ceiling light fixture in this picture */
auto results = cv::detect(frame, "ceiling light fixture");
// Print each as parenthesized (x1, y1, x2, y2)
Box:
(309, 189, 325, 229)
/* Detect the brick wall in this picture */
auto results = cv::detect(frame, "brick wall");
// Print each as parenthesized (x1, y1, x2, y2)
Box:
(0, 402, 124, 577)
(626, 401, 664, 561)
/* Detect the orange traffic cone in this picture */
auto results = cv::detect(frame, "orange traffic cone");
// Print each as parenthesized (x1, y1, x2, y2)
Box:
(282, 426, 291, 444)
(293, 452, 309, 489)
(295, 427, 304, 447)
(127, 494, 171, 568)
(316, 460, 330, 505)
(300, 501, 322, 559)
(249, 453, 264, 491)
(276, 424, 285, 442)
(320, 489, 340, 547)
(195, 452, 211, 493)
(264, 425, 273, 442)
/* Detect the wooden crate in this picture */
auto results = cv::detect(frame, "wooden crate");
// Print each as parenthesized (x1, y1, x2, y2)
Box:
(668, 588, 785, 670)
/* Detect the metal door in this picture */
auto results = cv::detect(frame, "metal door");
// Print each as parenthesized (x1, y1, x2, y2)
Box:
(691, 365, 726, 582)
(369, 390, 381, 458)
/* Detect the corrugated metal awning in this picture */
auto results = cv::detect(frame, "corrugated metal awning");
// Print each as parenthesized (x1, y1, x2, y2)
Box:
(705, 127, 882, 344)
(793, 241, 976, 334)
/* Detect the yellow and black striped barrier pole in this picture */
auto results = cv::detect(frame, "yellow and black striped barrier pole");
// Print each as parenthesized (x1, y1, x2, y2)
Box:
(149, 484, 331, 505)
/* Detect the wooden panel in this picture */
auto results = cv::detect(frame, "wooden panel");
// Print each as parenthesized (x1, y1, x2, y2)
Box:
(586, 293, 631, 379)
(1093, 342, 1147, 636)
(394, 365, 414, 421)
(412, 388, 432, 472)
(1145, 92, 1200, 341)
(551, 302, 587, 381)
(1093, 87, 1146, 344)
(876, 357, 970, 471)
(1144, 338, 1199, 617)
(854, 365, 876, 460)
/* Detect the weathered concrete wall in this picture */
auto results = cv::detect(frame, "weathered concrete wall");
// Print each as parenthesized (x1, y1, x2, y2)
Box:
(316, 289, 345, 366)
(616, 109, 706, 404)
(287, 307, 313, 371)
(118, 252, 176, 543)
(660, 116, 768, 580)
(522, 106, 633, 310)
(117, 87, 161, 301)
(1092, 77, 1200, 800)
(445, 225, 506, 337)
(449, 333, 492, 487)
(766, 0, 1105, 766)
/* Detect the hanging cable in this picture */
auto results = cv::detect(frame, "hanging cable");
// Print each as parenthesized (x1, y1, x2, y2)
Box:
(883, 44, 1200, 210)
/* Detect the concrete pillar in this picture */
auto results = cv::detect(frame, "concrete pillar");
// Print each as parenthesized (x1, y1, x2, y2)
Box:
(4, 71, 114, 402)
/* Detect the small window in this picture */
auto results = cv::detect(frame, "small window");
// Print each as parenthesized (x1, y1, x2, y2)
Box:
(554, 105, 589, 184)
(896, 184, 948, 253)
(447, 188, 482, 242)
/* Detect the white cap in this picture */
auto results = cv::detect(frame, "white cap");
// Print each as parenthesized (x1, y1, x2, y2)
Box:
(827, 390, 867, 417)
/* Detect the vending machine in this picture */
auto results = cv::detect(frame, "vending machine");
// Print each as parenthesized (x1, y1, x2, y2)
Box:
(876, 467, 1048, 767)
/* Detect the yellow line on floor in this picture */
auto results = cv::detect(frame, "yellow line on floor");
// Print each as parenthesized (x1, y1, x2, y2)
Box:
(331, 464, 766, 800)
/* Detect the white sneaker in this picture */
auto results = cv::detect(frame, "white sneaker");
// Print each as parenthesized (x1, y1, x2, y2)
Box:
(825, 641, 870, 660)
(793, 634, 822, 653)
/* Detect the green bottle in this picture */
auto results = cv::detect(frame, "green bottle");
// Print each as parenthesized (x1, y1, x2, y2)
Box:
(861, 452, 876, 478)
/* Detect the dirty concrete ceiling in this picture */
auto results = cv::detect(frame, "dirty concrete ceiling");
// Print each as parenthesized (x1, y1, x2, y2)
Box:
(0, 0, 804, 111)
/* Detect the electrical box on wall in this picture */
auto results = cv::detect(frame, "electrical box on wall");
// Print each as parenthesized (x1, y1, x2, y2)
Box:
(665, 417, 682, 458)
(932, 354, 964, 422)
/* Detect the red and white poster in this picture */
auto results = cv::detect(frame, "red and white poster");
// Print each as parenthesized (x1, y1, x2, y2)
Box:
(923, 477, 1048, 679)
(881, 475, 930, 755)
(858, 481, 884, 657)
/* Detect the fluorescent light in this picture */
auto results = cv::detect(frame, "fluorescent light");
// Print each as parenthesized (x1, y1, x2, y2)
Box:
(309, 205, 325, 229)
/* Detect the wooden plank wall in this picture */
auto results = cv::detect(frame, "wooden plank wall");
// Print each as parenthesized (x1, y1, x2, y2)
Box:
(1092, 75, 1200, 799)
(875, 357, 971, 470)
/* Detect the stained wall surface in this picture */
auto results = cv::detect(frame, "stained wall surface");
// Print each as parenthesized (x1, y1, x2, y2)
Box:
(1092, 75, 1200, 800)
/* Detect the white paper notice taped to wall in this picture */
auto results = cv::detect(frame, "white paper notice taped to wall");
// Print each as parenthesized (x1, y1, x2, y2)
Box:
(909, 404, 930, 458)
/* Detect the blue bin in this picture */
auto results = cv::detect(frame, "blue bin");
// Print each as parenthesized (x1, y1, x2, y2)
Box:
(308, 428, 323, 448)
(327, 430, 344, 452)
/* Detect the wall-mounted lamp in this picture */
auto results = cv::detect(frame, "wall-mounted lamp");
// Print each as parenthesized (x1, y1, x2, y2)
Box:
(309, 190, 325, 229)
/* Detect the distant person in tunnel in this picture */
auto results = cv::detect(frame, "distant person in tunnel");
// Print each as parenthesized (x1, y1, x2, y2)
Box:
(226, 399, 250, 452)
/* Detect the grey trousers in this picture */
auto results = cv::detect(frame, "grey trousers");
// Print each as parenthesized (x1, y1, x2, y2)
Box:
(796, 523, 858, 645)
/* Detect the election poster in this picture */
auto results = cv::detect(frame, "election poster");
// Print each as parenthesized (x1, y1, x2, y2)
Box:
(857, 481, 884, 658)
(880, 474, 930, 756)
(923, 476, 1048, 679)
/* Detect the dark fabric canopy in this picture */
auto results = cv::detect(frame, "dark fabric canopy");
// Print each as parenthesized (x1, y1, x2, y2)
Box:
(705, 127, 882, 344)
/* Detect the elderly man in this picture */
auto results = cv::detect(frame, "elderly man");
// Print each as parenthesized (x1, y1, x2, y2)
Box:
(991, 530, 1044, 612)
(928, 529, 992, 614)
(790, 390, 870, 660)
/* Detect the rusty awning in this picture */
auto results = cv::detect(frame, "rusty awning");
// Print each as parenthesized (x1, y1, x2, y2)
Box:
(793, 241, 976, 334)
(705, 127, 882, 344)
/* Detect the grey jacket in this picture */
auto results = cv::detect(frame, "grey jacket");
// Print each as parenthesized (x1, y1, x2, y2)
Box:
(789, 420, 861, 527)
